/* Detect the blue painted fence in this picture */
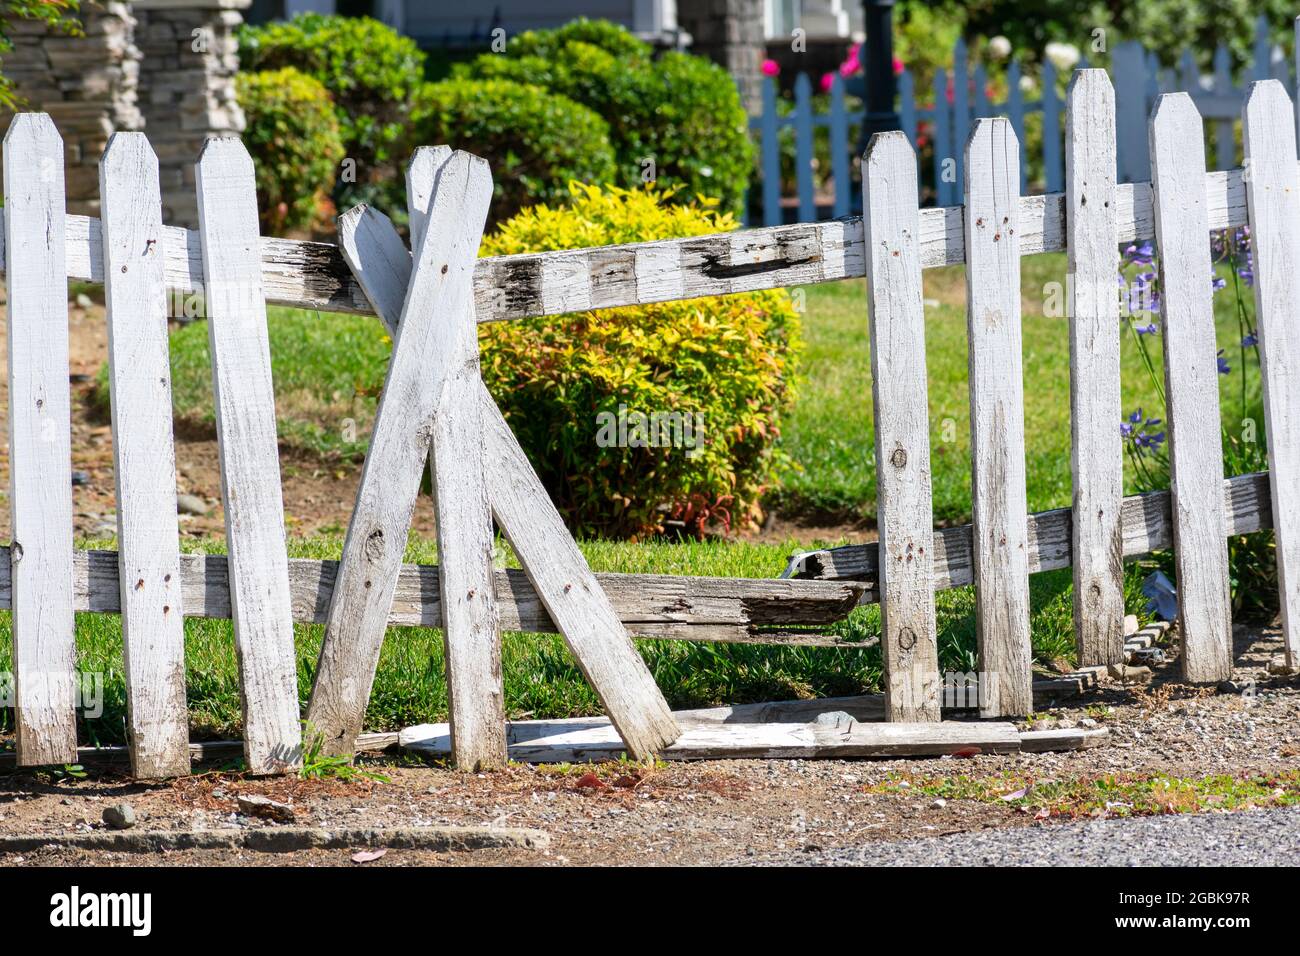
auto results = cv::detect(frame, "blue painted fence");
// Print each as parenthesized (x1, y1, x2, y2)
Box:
(748, 15, 1297, 226)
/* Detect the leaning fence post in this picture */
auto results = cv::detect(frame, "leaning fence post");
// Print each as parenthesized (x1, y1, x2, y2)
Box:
(1065, 70, 1125, 667)
(863, 131, 940, 721)
(1148, 93, 1233, 683)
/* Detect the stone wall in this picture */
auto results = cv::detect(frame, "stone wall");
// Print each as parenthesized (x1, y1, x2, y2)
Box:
(0, 0, 248, 227)
(0, 1, 143, 218)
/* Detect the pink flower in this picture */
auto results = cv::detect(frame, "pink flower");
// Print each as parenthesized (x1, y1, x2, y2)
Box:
(820, 71, 835, 92)
(893, 56, 904, 75)
(761, 58, 780, 77)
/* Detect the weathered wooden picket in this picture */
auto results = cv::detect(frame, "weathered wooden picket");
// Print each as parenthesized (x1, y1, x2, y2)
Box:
(751, 13, 1298, 222)
(2, 62, 1297, 775)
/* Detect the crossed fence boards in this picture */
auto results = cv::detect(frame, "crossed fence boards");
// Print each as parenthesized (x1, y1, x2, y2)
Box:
(2, 70, 1299, 776)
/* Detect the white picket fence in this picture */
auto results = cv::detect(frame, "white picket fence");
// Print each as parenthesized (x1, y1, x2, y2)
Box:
(750, 14, 1297, 223)
(2, 65, 1299, 776)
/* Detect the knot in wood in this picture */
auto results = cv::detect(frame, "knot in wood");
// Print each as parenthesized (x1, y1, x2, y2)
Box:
(898, 627, 917, 651)
(890, 446, 908, 469)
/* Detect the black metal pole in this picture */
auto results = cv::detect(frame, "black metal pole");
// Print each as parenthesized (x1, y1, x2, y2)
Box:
(857, 0, 900, 155)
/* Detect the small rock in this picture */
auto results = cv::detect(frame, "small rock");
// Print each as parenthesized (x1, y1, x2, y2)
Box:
(1080, 717, 1098, 729)
(930, 798, 947, 809)
(1123, 613, 1139, 635)
(1108, 662, 1151, 680)
(75, 293, 94, 309)
(176, 493, 209, 516)
(102, 804, 135, 830)
(236, 794, 296, 824)
(1216, 679, 1252, 696)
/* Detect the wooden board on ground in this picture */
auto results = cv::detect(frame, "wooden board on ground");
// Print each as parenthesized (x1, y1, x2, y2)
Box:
(99, 133, 190, 778)
(963, 118, 1034, 717)
(1148, 94, 1233, 684)
(400, 714, 1104, 763)
(1241, 80, 1300, 672)
(3, 114, 78, 766)
(1065, 70, 1126, 667)
(194, 138, 302, 774)
(863, 131, 940, 721)
(334, 202, 680, 760)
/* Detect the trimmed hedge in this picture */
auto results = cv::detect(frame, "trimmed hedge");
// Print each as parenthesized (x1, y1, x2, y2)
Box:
(410, 78, 617, 220)
(235, 67, 345, 233)
(478, 184, 801, 538)
(455, 19, 753, 217)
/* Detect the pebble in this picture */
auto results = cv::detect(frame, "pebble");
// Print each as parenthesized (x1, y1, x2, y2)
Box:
(931, 798, 947, 809)
(102, 804, 135, 830)
(176, 493, 209, 516)
(236, 794, 296, 824)
(75, 293, 94, 309)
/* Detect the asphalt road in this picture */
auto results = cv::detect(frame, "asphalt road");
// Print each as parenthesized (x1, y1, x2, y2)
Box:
(737, 806, 1300, 866)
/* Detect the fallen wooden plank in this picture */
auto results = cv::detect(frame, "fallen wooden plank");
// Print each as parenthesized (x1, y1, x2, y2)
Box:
(1018, 727, 1110, 752)
(1150, 94, 1233, 684)
(786, 470, 1272, 592)
(4, 113, 79, 766)
(0, 547, 863, 643)
(400, 717, 1023, 762)
(99, 132, 191, 779)
(0, 732, 397, 769)
(0, 166, 1271, 323)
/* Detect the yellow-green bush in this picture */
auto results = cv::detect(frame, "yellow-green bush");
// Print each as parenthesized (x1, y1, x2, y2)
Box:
(236, 67, 345, 233)
(479, 183, 802, 538)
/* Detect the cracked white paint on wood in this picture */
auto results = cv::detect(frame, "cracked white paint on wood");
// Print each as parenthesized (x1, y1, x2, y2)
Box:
(1149, 94, 1233, 684)
(1242, 80, 1300, 671)
(3, 113, 78, 766)
(964, 118, 1034, 718)
(99, 133, 190, 778)
(1065, 70, 1125, 667)
(862, 132, 939, 721)
(195, 138, 301, 773)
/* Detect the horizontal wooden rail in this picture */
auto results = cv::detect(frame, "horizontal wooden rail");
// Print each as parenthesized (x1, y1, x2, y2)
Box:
(0, 548, 867, 649)
(788, 471, 1272, 599)
(0, 166, 1262, 324)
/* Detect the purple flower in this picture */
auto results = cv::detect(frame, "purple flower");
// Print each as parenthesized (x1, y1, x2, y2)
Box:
(1242, 331, 1258, 347)
(1211, 276, 1227, 292)
(1135, 321, 1158, 335)
(1217, 349, 1231, 375)
(1122, 408, 1168, 456)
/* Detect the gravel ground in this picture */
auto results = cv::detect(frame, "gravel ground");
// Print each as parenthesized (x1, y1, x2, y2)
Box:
(738, 805, 1300, 866)
(0, 623, 1296, 867)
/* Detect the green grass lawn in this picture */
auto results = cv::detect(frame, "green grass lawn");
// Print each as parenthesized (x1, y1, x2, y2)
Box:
(771, 252, 1262, 524)
(0, 535, 1155, 747)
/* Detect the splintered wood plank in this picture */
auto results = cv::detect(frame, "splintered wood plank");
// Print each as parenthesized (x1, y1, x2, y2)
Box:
(1242, 81, 1300, 671)
(308, 149, 504, 766)
(0, 164, 1286, 322)
(3, 114, 78, 765)
(964, 118, 1034, 718)
(862, 132, 940, 721)
(194, 138, 301, 773)
(1149, 94, 1233, 684)
(400, 718, 1023, 763)
(1065, 70, 1125, 667)
(99, 133, 189, 778)
(335, 204, 679, 759)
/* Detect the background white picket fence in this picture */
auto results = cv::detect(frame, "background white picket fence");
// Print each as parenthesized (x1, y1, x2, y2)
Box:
(750, 13, 1298, 223)
(3, 63, 1300, 776)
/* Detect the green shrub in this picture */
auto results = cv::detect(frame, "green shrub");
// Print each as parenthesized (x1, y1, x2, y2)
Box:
(236, 13, 425, 167)
(477, 183, 801, 538)
(235, 67, 345, 233)
(454, 19, 753, 217)
(409, 78, 617, 220)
